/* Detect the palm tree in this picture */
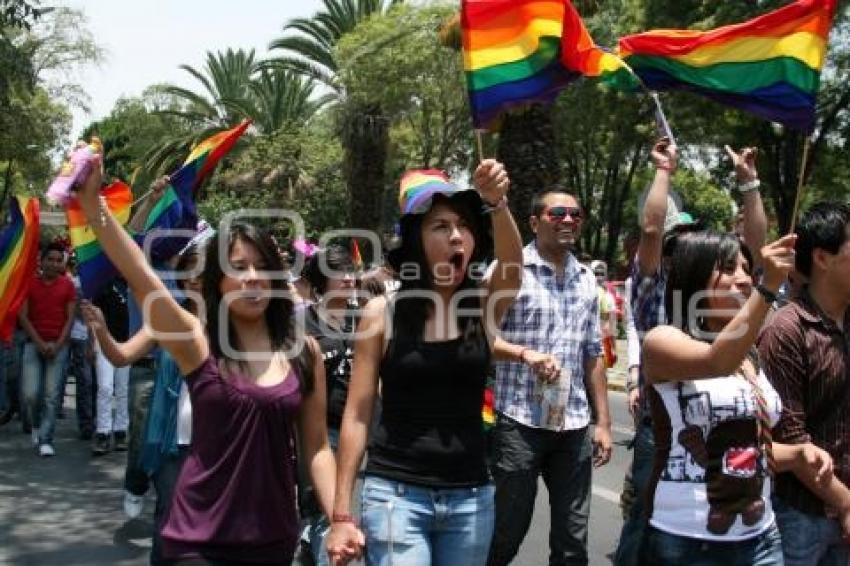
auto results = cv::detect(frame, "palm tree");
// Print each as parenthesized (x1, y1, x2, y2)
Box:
(268, 0, 404, 231)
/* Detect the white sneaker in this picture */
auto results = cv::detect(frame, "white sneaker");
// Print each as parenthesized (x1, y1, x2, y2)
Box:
(123, 490, 144, 519)
(38, 444, 55, 457)
(31, 430, 39, 447)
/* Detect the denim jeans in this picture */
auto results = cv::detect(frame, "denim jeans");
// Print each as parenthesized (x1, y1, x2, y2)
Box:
(151, 446, 190, 566)
(125, 362, 156, 496)
(487, 417, 592, 566)
(613, 418, 655, 566)
(645, 524, 784, 566)
(0, 340, 10, 413)
(773, 496, 850, 566)
(301, 428, 340, 566)
(66, 338, 94, 434)
(21, 341, 70, 445)
(360, 475, 495, 566)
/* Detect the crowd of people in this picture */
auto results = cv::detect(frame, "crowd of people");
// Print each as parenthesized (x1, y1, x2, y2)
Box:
(0, 137, 848, 566)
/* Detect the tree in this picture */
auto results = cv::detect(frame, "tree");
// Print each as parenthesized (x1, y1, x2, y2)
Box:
(269, 0, 405, 232)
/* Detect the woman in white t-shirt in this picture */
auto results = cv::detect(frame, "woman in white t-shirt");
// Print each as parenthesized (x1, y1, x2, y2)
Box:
(641, 231, 838, 565)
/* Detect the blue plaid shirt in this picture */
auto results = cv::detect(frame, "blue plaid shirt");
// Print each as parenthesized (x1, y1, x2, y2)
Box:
(493, 242, 603, 431)
(629, 256, 668, 388)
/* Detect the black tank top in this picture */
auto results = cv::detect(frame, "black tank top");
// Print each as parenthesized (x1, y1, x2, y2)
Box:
(365, 323, 491, 487)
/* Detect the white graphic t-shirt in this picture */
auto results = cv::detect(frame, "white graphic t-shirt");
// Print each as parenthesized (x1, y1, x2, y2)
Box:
(649, 370, 782, 541)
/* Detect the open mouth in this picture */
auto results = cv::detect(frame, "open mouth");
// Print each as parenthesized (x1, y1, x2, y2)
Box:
(449, 251, 464, 271)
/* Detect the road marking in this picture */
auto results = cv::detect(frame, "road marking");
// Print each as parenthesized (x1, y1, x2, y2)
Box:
(592, 485, 622, 504)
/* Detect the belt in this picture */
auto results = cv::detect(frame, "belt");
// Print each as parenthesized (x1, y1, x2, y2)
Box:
(132, 357, 156, 369)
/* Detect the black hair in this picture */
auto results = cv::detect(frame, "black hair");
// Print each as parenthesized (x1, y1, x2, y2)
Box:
(795, 201, 850, 277)
(390, 192, 491, 343)
(202, 223, 314, 392)
(303, 244, 354, 296)
(41, 242, 66, 260)
(530, 185, 579, 218)
(664, 231, 753, 337)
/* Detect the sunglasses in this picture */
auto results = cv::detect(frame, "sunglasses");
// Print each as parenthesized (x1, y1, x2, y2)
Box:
(543, 206, 583, 222)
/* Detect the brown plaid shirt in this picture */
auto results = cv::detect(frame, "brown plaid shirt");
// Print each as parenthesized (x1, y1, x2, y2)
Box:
(758, 289, 850, 516)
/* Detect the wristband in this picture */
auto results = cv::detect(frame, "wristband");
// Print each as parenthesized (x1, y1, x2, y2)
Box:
(755, 284, 778, 305)
(482, 196, 508, 214)
(332, 512, 357, 525)
(737, 178, 761, 193)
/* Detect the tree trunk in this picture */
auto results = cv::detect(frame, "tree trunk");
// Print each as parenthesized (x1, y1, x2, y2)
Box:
(0, 160, 13, 218)
(496, 105, 562, 244)
(342, 101, 389, 233)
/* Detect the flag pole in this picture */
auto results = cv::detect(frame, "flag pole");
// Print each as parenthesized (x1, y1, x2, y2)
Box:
(617, 58, 677, 146)
(475, 130, 486, 161)
(788, 136, 812, 235)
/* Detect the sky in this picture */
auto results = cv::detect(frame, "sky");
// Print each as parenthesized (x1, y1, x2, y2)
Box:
(58, 0, 325, 138)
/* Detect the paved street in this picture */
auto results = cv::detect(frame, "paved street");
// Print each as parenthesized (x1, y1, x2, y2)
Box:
(0, 343, 635, 565)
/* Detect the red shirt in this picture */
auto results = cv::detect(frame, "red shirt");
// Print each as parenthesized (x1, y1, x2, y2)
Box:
(26, 274, 76, 341)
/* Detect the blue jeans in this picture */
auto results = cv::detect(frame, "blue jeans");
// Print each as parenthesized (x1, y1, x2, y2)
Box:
(614, 418, 655, 566)
(773, 497, 850, 566)
(151, 446, 189, 565)
(21, 341, 70, 445)
(646, 524, 784, 565)
(302, 428, 340, 566)
(361, 476, 495, 566)
(125, 362, 156, 496)
(0, 340, 10, 413)
(487, 418, 592, 566)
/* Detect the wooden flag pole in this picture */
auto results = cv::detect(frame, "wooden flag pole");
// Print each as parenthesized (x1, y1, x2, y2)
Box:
(788, 136, 812, 235)
(475, 130, 486, 162)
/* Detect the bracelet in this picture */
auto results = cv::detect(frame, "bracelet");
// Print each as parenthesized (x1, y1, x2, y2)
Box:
(518, 347, 529, 364)
(737, 178, 761, 193)
(332, 512, 357, 525)
(482, 196, 508, 214)
(755, 284, 778, 305)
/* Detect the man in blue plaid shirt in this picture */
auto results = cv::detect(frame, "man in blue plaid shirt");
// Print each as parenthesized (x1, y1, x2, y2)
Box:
(486, 188, 611, 566)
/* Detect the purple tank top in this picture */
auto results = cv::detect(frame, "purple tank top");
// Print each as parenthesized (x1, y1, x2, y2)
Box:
(161, 356, 302, 563)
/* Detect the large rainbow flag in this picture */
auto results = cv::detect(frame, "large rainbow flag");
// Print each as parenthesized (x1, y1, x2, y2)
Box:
(66, 181, 133, 299)
(560, 0, 627, 77)
(603, 0, 837, 132)
(0, 196, 40, 342)
(142, 120, 252, 261)
(462, 0, 579, 130)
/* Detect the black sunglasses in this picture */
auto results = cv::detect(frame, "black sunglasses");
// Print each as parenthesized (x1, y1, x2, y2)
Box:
(544, 206, 583, 222)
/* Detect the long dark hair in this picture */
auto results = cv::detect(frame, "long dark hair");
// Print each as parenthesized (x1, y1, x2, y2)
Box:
(665, 231, 753, 339)
(202, 223, 314, 392)
(389, 192, 492, 343)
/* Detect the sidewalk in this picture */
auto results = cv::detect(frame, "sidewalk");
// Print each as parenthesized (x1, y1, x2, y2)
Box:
(0, 396, 152, 566)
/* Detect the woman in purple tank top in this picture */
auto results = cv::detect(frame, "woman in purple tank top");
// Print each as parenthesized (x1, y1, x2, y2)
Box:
(74, 160, 336, 565)
(327, 162, 524, 566)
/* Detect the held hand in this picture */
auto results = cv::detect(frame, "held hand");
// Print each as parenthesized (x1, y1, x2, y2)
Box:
(796, 443, 834, 483)
(593, 425, 613, 467)
(472, 159, 510, 206)
(80, 301, 106, 332)
(326, 521, 365, 565)
(150, 175, 170, 201)
(43, 342, 57, 359)
(650, 137, 678, 173)
(724, 145, 759, 184)
(760, 234, 797, 292)
(627, 388, 641, 419)
(523, 350, 561, 384)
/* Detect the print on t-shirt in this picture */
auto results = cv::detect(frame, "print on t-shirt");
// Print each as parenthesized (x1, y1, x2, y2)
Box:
(665, 381, 776, 535)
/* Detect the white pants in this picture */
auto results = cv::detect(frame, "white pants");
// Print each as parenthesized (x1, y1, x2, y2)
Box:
(95, 346, 130, 434)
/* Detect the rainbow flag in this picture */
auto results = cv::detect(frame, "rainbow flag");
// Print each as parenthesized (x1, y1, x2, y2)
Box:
(462, 0, 579, 130)
(351, 238, 363, 270)
(482, 386, 495, 430)
(142, 120, 252, 261)
(66, 181, 133, 299)
(0, 196, 40, 342)
(560, 0, 627, 77)
(603, 0, 837, 132)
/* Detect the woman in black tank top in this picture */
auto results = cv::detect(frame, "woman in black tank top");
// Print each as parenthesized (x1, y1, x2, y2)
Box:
(326, 164, 523, 566)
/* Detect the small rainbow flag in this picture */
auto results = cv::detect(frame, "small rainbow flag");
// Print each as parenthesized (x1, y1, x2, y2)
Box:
(482, 386, 495, 430)
(462, 0, 579, 130)
(351, 238, 363, 270)
(603, 0, 837, 132)
(142, 119, 252, 261)
(0, 196, 40, 342)
(66, 181, 133, 299)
